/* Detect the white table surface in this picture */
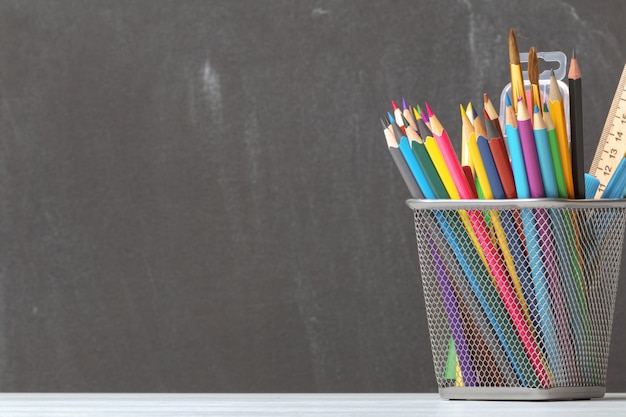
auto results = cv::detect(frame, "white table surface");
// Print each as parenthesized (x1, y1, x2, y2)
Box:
(0, 393, 625, 416)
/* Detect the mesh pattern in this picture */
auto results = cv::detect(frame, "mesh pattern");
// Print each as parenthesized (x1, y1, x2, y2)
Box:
(412, 205, 626, 389)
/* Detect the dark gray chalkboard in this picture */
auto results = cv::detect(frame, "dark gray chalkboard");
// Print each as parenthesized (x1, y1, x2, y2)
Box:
(0, 0, 625, 392)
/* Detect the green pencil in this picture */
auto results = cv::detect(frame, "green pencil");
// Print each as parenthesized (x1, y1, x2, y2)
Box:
(411, 141, 449, 199)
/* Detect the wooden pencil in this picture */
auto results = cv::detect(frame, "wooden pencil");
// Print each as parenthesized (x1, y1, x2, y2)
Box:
(485, 115, 517, 199)
(473, 113, 488, 138)
(402, 98, 418, 132)
(568, 49, 585, 199)
(484, 93, 503, 139)
(517, 97, 545, 198)
(460, 104, 474, 171)
(382, 118, 423, 198)
(549, 70, 575, 198)
(543, 103, 568, 198)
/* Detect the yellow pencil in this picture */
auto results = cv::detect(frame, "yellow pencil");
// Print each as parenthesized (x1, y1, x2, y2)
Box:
(424, 136, 461, 200)
(460, 104, 474, 171)
(549, 71, 575, 198)
(467, 133, 494, 199)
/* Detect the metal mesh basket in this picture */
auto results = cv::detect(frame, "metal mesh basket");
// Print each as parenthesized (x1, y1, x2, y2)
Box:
(406, 199, 626, 400)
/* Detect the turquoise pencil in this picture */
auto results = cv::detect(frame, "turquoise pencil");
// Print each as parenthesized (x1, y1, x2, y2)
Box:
(505, 94, 530, 199)
(533, 105, 559, 199)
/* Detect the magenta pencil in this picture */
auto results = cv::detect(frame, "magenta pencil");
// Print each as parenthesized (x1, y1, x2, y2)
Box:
(426, 106, 473, 199)
(517, 98, 545, 198)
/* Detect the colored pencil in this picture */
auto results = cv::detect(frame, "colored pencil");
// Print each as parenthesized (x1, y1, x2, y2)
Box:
(484, 93, 503, 139)
(414, 106, 432, 139)
(473, 113, 488, 139)
(543, 103, 568, 198)
(403, 116, 450, 200)
(517, 98, 545, 198)
(506, 95, 530, 198)
(468, 133, 494, 199)
(402, 98, 418, 132)
(460, 104, 473, 171)
(418, 104, 431, 130)
(424, 136, 461, 200)
(550, 70, 575, 198)
(477, 135, 506, 199)
(427, 106, 473, 199)
(533, 105, 559, 198)
(466, 102, 477, 123)
(485, 116, 517, 199)
(392, 100, 406, 134)
(462, 165, 478, 199)
(382, 119, 423, 198)
(569, 50, 585, 199)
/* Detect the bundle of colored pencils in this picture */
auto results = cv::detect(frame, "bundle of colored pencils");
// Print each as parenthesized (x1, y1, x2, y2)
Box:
(381, 29, 622, 389)
(382, 29, 624, 201)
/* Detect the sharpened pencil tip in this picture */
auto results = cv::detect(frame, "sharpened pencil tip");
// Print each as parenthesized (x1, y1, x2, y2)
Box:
(412, 106, 421, 121)
(381, 118, 388, 130)
(401, 114, 409, 127)
(534, 104, 540, 114)
(419, 105, 429, 122)
(387, 112, 395, 124)
(572, 48, 576, 59)
(391, 100, 398, 111)
(424, 102, 434, 118)
(505, 93, 512, 107)
(402, 97, 407, 110)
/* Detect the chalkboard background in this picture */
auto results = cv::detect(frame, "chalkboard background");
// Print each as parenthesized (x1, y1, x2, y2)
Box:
(0, 0, 625, 392)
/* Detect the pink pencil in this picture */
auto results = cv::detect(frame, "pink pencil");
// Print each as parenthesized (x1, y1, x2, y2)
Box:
(426, 107, 473, 200)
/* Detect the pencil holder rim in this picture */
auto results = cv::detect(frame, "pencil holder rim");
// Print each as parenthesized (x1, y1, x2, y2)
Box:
(406, 198, 626, 211)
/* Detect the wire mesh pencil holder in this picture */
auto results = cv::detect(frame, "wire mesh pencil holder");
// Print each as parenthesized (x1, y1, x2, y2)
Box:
(407, 198, 626, 400)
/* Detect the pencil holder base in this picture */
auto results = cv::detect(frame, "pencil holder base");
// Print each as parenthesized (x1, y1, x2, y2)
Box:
(439, 386, 605, 401)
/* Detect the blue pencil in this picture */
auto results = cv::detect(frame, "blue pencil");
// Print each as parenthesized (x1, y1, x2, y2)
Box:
(533, 105, 559, 199)
(477, 135, 506, 199)
(505, 94, 530, 199)
(399, 137, 435, 199)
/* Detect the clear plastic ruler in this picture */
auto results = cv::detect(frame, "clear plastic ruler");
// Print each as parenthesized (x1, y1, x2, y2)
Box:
(590, 63, 626, 198)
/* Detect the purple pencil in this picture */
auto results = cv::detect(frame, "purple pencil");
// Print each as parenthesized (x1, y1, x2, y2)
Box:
(429, 237, 477, 386)
(517, 98, 545, 198)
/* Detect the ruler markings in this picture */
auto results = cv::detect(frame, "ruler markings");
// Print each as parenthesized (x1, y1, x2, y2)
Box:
(590, 63, 626, 198)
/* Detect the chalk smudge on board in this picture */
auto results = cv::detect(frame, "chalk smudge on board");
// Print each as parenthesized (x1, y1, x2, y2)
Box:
(202, 57, 223, 125)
